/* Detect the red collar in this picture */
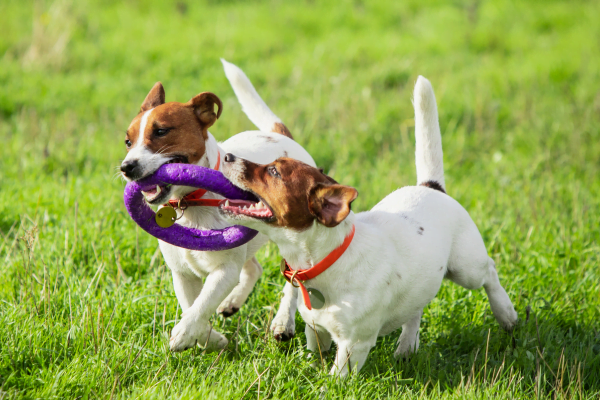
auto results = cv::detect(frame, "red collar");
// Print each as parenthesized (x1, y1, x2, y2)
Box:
(166, 151, 221, 208)
(281, 224, 355, 310)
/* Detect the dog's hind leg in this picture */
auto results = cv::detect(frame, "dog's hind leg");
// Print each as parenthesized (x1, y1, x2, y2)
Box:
(447, 261, 518, 331)
(483, 258, 518, 330)
(446, 225, 518, 330)
(218, 257, 263, 317)
(394, 309, 422, 358)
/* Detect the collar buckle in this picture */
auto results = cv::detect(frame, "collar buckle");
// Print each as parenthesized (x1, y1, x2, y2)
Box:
(279, 224, 355, 310)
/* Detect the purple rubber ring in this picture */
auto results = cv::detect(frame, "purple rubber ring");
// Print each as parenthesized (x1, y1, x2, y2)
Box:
(124, 163, 258, 251)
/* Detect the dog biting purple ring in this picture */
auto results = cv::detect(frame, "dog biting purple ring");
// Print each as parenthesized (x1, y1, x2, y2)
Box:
(124, 163, 259, 251)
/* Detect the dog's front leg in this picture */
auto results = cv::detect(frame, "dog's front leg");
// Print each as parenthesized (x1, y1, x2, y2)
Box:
(394, 309, 422, 358)
(330, 335, 377, 377)
(270, 282, 298, 341)
(305, 324, 332, 353)
(304, 324, 333, 370)
(170, 263, 239, 352)
(171, 270, 203, 311)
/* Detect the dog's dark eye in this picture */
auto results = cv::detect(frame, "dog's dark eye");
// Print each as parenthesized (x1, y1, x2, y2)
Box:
(268, 166, 280, 178)
(154, 128, 171, 137)
(125, 139, 132, 148)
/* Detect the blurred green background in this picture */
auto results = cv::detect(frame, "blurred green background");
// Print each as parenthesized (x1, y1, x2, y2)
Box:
(1, 0, 599, 398)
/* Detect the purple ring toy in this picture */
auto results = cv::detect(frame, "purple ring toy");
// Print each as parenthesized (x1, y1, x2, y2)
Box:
(124, 163, 259, 251)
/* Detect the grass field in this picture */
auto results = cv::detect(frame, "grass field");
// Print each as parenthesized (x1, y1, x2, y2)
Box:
(1, 0, 600, 398)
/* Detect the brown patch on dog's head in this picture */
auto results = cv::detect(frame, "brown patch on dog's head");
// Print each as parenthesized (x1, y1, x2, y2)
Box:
(224, 157, 357, 230)
(125, 86, 222, 165)
(272, 122, 293, 139)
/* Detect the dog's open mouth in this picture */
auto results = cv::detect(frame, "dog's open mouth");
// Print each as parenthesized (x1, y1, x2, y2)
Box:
(140, 156, 189, 204)
(219, 198, 274, 220)
(141, 184, 170, 203)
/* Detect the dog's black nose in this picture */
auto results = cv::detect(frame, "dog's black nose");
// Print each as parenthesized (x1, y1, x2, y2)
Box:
(224, 153, 236, 163)
(120, 160, 139, 178)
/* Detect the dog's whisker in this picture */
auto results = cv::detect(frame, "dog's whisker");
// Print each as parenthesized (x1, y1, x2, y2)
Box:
(112, 171, 126, 182)
(156, 145, 175, 156)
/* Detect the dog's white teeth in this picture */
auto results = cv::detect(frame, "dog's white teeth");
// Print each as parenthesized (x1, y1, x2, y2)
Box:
(249, 204, 255, 210)
(242, 206, 247, 210)
(257, 201, 264, 209)
(224, 200, 230, 207)
(156, 185, 161, 194)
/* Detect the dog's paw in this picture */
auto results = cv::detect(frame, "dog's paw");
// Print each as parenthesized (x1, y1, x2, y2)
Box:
(306, 351, 329, 371)
(489, 298, 519, 331)
(394, 335, 419, 359)
(497, 307, 519, 331)
(169, 318, 228, 353)
(271, 315, 296, 342)
(170, 317, 202, 352)
(219, 307, 239, 318)
(270, 305, 296, 342)
(217, 296, 241, 318)
(204, 330, 229, 352)
(271, 319, 295, 342)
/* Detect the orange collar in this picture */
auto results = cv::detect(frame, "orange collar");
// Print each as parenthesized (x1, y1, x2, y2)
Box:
(166, 150, 221, 208)
(281, 224, 355, 310)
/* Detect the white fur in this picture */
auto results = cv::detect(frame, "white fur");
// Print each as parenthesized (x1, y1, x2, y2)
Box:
(122, 63, 316, 353)
(222, 59, 283, 132)
(222, 76, 518, 376)
(414, 76, 445, 189)
(138, 109, 152, 144)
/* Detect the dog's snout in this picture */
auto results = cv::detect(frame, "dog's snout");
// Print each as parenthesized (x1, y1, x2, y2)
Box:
(121, 160, 139, 178)
(224, 153, 236, 163)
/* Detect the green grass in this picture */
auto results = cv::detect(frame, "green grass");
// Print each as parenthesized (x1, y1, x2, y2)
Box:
(1, 0, 599, 398)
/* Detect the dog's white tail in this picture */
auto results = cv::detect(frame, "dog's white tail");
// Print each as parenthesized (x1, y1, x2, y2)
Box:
(221, 59, 293, 139)
(413, 76, 445, 193)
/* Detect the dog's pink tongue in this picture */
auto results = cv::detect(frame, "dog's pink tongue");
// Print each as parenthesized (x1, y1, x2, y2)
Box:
(142, 187, 159, 196)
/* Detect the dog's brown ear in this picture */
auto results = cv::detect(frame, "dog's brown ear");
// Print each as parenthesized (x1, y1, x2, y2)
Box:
(140, 82, 165, 112)
(308, 183, 358, 227)
(188, 92, 222, 137)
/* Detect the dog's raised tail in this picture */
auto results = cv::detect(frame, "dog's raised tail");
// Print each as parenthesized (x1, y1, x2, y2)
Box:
(413, 76, 445, 193)
(221, 59, 293, 139)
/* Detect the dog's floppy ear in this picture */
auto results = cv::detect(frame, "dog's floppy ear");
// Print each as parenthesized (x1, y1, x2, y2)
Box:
(308, 183, 358, 227)
(140, 82, 165, 112)
(187, 92, 222, 137)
